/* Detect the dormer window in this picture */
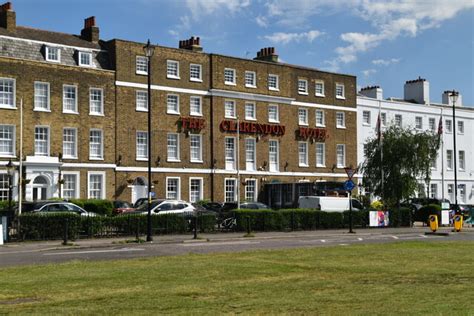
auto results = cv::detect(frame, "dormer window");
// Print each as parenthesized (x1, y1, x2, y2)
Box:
(79, 51, 93, 67)
(46, 46, 61, 62)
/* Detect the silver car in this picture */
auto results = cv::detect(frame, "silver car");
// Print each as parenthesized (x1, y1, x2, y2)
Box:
(33, 202, 98, 216)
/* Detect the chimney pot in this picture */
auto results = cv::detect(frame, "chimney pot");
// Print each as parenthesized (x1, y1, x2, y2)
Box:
(0, 1, 16, 31)
(178, 36, 203, 52)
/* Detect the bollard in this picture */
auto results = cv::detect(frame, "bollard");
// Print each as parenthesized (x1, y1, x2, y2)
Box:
(193, 216, 198, 239)
(246, 216, 251, 235)
(62, 218, 69, 245)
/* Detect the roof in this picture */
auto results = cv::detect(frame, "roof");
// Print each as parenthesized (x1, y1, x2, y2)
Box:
(0, 26, 101, 49)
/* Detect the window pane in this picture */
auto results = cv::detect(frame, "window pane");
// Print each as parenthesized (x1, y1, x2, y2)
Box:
(90, 88, 103, 114)
(0, 125, 14, 155)
(136, 56, 148, 74)
(34, 82, 49, 110)
(136, 91, 148, 111)
(190, 179, 202, 203)
(63, 128, 76, 158)
(89, 130, 103, 159)
(35, 127, 49, 156)
(136, 131, 148, 159)
(190, 135, 202, 161)
(89, 174, 103, 199)
(167, 134, 179, 160)
(0, 79, 15, 107)
(190, 96, 201, 115)
(63, 174, 77, 199)
(167, 178, 179, 199)
(167, 95, 179, 113)
(63, 85, 77, 112)
(225, 179, 236, 202)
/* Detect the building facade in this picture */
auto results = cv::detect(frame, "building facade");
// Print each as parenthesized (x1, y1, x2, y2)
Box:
(357, 79, 474, 205)
(0, 3, 357, 204)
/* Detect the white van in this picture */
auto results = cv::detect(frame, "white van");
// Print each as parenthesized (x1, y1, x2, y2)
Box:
(298, 196, 363, 212)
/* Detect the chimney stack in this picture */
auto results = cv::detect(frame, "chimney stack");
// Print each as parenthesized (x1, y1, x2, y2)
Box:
(360, 85, 383, 100)
(179, 36, 203, 52)
(442, 90, 463, 107)
(81, 16, 99, 43)
(254, 47, 279, 63)
(404, 76, 430, 104)
(0, 2, 15, 31)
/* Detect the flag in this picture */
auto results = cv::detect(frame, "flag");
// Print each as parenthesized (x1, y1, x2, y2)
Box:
(375, 113, 381, 143)
(437, 116, 443, 144)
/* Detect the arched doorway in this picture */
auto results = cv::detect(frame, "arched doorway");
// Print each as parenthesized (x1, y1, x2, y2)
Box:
(131, 177, 148, 204)
(32, 175, 49, 200)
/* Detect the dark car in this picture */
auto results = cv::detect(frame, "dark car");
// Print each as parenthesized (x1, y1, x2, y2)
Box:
(33, 201, 98, 216)
(401, 198, 450, 211)
(240, 202, 270, 210)
(113, 200, 134, 215)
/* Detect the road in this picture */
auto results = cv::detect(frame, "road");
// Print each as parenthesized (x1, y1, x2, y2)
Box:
(0, 228, 472, 268)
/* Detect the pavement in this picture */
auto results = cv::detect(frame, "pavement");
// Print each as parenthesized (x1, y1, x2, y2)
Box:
(1, 225, 472, 252)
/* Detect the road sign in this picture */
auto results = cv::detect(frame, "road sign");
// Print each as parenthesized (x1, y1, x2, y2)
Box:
(344, 167, 356, 180)
(343, 180, 355, 191)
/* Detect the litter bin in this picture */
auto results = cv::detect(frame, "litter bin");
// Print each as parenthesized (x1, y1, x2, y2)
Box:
(429, 214, 438, 232)
(453, 214, 463, 232)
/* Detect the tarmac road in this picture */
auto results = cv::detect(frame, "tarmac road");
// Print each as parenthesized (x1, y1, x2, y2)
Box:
(0, 227, 472, 268)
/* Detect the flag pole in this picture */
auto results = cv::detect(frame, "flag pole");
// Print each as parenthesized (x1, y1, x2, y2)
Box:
(440, 109, 444, 200)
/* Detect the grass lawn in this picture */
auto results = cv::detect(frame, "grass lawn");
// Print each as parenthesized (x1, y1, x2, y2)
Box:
(0, 241, 473, 315)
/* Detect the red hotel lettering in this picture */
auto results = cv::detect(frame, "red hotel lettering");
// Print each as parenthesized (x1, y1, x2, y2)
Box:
(219, 120, 285, 136)
(181, 117, 205, 131)
(298, 127, 327, 141)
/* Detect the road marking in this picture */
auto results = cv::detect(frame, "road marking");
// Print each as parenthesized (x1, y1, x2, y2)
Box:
(321, 240, 326, 243)
(420, 235, 428, 238)
(43, 248, 145, 256)
(391, 236, 399, 239)
(357, 238, 363, 241)
(339, 244, 349, 246)
(182, 241, 260, 247)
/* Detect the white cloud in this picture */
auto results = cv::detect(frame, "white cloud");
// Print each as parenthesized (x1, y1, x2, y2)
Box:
(372, 58, 400, 66)
(362, 69, 377, 77)
(264, 30, 324, 44)
(185, 0, 250, 20)
(256, 15, 268, 28)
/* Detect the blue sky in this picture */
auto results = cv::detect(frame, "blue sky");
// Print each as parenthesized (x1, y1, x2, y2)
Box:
(11, 0, 474, 106)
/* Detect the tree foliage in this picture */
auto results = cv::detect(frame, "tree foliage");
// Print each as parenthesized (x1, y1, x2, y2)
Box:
(361, 125, 440, 207)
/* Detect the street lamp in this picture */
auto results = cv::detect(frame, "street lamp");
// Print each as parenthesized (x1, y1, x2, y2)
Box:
(144, 39, 155, 242)
(449, 90, 459, 214)
(6, 159, 15, 216)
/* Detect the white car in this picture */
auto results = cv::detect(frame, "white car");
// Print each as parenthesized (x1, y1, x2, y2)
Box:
(133, 200, 196, 217)
(33, 202, 98, 216)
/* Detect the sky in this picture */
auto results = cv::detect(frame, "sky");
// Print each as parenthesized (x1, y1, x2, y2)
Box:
(10, 0, 474, 106)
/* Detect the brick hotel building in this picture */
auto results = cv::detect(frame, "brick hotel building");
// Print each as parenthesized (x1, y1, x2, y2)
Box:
(0, 3, 357, 204)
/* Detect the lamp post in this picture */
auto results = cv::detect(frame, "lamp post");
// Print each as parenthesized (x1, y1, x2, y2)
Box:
(449, 90, 459, 214)
(6, 159, 15, 215)
(144, 39, 155, 242)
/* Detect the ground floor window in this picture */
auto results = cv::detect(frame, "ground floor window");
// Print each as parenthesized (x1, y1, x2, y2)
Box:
(189, 178, 203, 203)
(245, 179, 256, 202)
(88, 172, 105, 199)
(429, 183, 437, 199)
(62, 173, 79, 199)
(0, 174, 8, 200)
(167, 177, 180, 200)
(225, 178, 236, 202)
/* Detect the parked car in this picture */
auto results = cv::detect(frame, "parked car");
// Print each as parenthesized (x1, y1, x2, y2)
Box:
(401, 198, 450, 211)
(129, 200, 195, 217)
(33, 202, 98, 216)
(113, 200, 135, 215)
(240, 202, 271, 210)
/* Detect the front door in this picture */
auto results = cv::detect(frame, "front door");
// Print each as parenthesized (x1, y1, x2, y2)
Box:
(32, 176, 49, 200)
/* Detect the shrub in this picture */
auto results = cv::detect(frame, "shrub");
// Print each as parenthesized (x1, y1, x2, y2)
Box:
(19, 213, 81, 240)
(343, 209, 369, 228)
(414, 204, 441, 223)
(71, 199, 114, 216)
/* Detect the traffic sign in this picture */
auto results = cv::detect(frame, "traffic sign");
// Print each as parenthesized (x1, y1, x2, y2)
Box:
(344, 167, 356, 180)
(343, 180, 355, 191)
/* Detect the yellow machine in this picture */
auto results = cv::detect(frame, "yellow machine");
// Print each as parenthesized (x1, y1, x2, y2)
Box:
(453, 214, 463, 232)
(429, 215, 438, 232)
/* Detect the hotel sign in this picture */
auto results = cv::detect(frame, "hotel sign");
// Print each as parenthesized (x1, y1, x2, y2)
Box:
(297, 127, 327, 141)
(179, 117, 205, 131)
(220, 120, 285, 136)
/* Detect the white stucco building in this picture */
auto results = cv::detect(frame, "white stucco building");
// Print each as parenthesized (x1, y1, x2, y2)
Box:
(357, 78, 474, 205)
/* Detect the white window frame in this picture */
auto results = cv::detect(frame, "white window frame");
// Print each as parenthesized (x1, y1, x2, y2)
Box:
(225, 136, 236, 170)
(78, 51, 93, 67)
(224, 68, 236, 86)
(189, 64, 202, 82)
(269, 139, 279, 172)
(62, 127, 78, 159)
(136, 56, 148, 75)
(298, 108, 308, 126)
(316, 110, 325, 127)
(224, 99, 236, 119)
(0, 78, 16, 109)
(245, 71, 256, 88)
(298, 141, 309, 167)
(167, 94, 180, 115)
(336, 112, 346, 128)
(315, 81, 325, 97)
(381, 112, 387, 126)
(224, 178, 237, 202)
(166, 177, 181, 200)
(167, 133, 180, 162)
(62, 84, 78, 114)
(136, 90, 148, 112)
(189, 177, 203, 203)
(34, 126, 50, 157)
(268, 74, 279, 91)
(62, 171, 80, 199)
(335, 83, 345, 99)
(268, 104, 279, 123)
(430, 183, 437, 199)
(298, 79, 308, 95)
(89, 88, 104, 116)
(457, 121, 464, 134)
(136, 131, 148, 161)
(415, 116, 423, 130)
(245, 137, 256, 171)
(190, 134, 203, 163)
(34, 81, 50, 112)
(458, 150, 465, 171)
(336, 144, 346, 168)
(0, 125, 15, 157)
(245, 102, 256, 121)
(459, 184, 466, 203)
(87, 171, 106, 199)
(429, 118, 436, 132)
(167, 60, 180, 79)
(316, 142, 325, 167)
(245, 179, 258, 202)
(89, 129, 103, 160)
(362, 111, 371, 126)
(445, 119, 452, 133)
(45, 46, 61, 62)
(190, 96, 202, 116)
(395, 114, 403, 127)
(446, 150, 453, 170)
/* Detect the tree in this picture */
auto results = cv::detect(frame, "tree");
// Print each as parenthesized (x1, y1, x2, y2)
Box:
(361, 125, 440, 207)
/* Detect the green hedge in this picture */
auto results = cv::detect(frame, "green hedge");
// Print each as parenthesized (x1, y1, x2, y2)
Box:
(414, 204, 441, 223)
(70, 199, 114, 216)
(17, 213, 217, 240)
